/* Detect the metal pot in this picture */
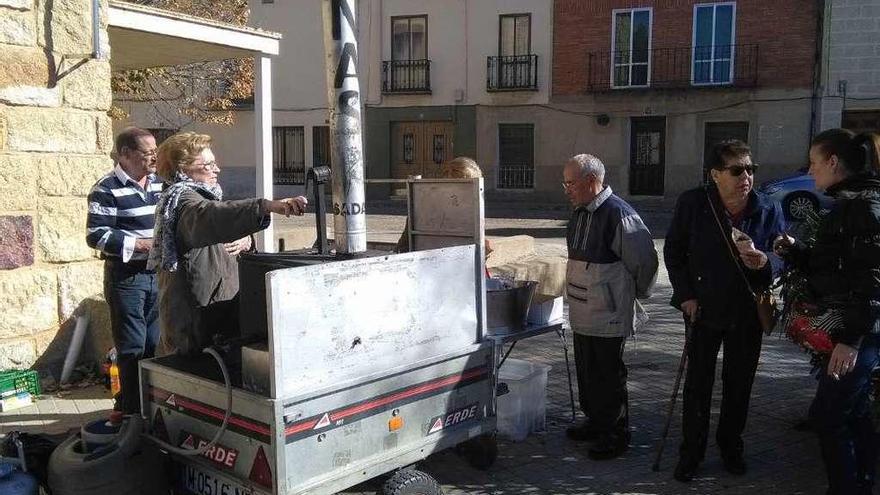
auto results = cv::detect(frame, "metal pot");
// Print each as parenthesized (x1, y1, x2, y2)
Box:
(486, 279, 538, 335)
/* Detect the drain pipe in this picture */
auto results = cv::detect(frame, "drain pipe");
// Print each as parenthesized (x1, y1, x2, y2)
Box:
(60, 313, 90, 386)
(321, 0, 367, 255)
(92, 0, 105, 59)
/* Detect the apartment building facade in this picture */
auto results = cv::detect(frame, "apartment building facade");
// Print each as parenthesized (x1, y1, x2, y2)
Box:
(535, 0, 820, 201)
(115, 0, 554, 200)
(358, 0, 554, 199)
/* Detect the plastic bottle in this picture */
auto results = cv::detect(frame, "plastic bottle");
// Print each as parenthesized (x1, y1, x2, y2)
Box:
(108, 348, 120, 398)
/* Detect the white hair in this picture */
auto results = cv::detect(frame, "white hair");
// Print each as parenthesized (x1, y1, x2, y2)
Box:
(567, 154, 605, 183)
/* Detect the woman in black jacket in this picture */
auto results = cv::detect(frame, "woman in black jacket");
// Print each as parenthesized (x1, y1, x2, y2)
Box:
(664, 140, 786, 482)
(775, 129, 880, 495)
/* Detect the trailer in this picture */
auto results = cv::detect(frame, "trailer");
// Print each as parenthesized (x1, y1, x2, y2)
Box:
(138, 178, 505, 495)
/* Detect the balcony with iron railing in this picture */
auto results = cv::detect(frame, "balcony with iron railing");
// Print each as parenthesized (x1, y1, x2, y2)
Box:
(487, 54, 539, 92)
(382, 59, 431, 94)
(586, 44, 758, 92)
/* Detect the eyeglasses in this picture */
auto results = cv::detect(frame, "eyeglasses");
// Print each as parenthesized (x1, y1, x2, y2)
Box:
(562, 174, 595, 190)
(136, 148, 157, 158)
(722, 164, 758, 177)
(194, 160, 219, 171)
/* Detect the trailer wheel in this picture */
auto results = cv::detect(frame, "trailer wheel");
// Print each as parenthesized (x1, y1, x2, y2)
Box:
(380, 469, 443, 495)
(459, 434, 498, 470)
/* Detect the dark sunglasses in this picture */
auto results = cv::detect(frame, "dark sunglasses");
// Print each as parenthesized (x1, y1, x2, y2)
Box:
(722, 164, 758, 177)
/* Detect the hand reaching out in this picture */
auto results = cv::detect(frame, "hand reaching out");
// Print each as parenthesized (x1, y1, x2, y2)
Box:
(267, 196, 309, 217)
(224, 237, 252, 257)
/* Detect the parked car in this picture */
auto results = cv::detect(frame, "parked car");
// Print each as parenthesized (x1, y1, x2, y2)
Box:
(758, 169, 835, 221)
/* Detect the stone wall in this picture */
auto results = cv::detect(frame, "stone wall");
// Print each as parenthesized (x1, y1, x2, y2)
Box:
(0, 0, 113, 374)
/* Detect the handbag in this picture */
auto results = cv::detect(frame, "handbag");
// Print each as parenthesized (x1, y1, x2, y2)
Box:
(705, 188, 779, 334)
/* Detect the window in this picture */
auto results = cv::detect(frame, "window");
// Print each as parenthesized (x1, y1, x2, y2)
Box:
(498, 124, 534, 189)
(391, 16, 427, 61)
(272, 126, 305, 185)
(611, 8, 651, 88)
(312, 126, 330, 168)
(692, 3, 736, 85)
(499, 14, 530, 57)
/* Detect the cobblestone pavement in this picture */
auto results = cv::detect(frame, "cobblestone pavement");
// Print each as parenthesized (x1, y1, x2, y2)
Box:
(340, 265, 826, 495)
(0, 205, 828, 494)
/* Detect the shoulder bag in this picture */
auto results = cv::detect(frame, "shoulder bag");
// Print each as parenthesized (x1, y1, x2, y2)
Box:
(705, 188, 778, 334)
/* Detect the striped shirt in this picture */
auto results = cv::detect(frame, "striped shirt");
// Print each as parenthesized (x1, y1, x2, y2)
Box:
(86, 165, 162, 262)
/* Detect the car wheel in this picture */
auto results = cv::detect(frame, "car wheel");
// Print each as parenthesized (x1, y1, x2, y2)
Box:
(783, 192, 819, 221)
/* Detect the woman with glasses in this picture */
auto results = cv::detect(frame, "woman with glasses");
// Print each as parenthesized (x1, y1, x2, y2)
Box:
(148, 132, 308, 357)
(664, 139, 786, 482)
(774, 130, 880, 495)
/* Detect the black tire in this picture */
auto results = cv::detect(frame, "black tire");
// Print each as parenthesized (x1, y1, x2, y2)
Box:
(458, 434, 498, 470)
(380, 469, 443, 495)
(783, 192, 819, 221)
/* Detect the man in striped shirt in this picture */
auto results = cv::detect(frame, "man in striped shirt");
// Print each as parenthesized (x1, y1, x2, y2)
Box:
(86, 127, 162, 413)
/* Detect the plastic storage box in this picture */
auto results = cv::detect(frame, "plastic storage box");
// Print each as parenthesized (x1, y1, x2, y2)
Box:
(496, 358, 551, 441)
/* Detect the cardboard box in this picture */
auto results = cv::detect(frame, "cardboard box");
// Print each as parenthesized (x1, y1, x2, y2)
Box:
(527, 294, 564, 325)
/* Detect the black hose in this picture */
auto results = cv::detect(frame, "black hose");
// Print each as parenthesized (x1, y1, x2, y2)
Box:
(147, 347, 232, 457)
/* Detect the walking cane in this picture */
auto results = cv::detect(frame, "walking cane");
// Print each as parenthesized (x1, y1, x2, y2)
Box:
(652, 316, 693, 472)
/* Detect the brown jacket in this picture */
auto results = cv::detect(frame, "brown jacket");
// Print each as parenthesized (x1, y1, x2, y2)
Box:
(158, 189, 269, 355)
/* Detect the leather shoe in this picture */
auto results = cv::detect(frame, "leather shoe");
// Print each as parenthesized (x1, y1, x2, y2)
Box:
(566, 421, 600, 442)
(722, 452, 747, 475)
(587, 433, 628, 460)
(673, 457, 699, 482)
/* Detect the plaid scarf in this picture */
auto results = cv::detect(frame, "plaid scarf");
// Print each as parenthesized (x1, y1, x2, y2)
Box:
(147, 171, 223, 272)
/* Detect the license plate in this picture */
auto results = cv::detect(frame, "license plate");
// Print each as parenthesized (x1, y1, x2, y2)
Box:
(178, 461, 254, 495)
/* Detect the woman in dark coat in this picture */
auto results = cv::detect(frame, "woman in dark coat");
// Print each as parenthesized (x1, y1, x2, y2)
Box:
(664, 140, 786, 482)
(775, 129, 880, 495)
(149, 132, 308, 355)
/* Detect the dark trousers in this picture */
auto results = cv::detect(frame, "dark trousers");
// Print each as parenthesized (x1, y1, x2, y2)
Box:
(573, 333, 628, 436)
(810, 335, 880, 495)
(104, 260, 159, 414)
(679, 319, 763, 461)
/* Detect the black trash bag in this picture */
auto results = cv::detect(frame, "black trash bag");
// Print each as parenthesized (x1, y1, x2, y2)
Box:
(2, 430, 65, 492)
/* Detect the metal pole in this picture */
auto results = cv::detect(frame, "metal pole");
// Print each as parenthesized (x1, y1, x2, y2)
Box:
(321, 0, 367, 254)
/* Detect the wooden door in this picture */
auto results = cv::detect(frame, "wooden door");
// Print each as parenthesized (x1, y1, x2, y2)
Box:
(422, 121, 454, 178)
(391, 121, 454, 181)
(629, 117, 666, 196)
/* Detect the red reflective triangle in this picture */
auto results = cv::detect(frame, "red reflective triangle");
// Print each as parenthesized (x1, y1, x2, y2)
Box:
(249, 445, 273, 489)
(153, 409, 169, 443)
(180, 434, 195, 450)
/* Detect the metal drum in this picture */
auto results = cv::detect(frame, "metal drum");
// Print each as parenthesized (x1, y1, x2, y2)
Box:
(486, 279, 537, 335)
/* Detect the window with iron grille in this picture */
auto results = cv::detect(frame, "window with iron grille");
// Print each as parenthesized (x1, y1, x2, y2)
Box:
(611, 8, 652, 88)
(273, 126, 305, 185)
(692, 3, 736, 85)
(312, 126, 330, 168)
(498, 124, 534, 189)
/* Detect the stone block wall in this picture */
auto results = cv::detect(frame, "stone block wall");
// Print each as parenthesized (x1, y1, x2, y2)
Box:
(0, 0, 113, 373)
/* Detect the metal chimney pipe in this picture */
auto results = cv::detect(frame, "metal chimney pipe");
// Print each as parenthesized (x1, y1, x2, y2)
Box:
(321, 0, 367, 254)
